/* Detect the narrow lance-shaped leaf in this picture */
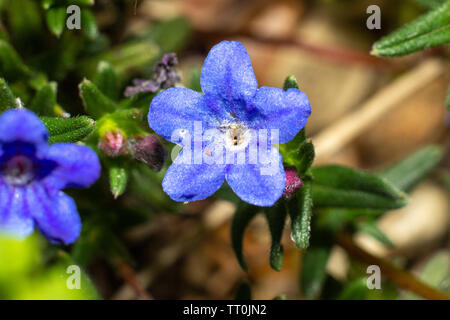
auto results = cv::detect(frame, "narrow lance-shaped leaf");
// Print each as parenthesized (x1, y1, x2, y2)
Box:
(372, 1, 450, 56)
(81, 9, 98, 39)
(79, 79, 116, 119)
(109, 165, 128, 199)
(234, 281, 252, 300)
(94, 61, 119, 101)
(264, 205, 287, 272)
(379, 145, 443, 192)
(231, 204, 260, 271)
(288, 178, 313, 249)
(0, 40, 29, 80)
(41, 116, 95, 143)
(45, 7, 66, 37)
(356, 220, 394, 248)
(0, 78, 16, 111)
(311, 165, 409, 209)
(31, 82, 57, 116)
(301, 245, 331, 299)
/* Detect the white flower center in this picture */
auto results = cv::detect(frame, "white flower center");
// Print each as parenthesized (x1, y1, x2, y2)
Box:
(221, 122, 251, 152)
(2, 155, 35, 186)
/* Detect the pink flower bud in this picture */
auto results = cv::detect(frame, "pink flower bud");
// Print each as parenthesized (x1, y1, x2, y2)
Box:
(98, 130, 127, 157)
(127, 135, 167, 171)
(283, 166, 303, 199)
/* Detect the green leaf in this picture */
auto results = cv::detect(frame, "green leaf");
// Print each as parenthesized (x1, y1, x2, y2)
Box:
(338, 278, 369, 300)
(0, 40, 29, 80)
(372, 1, 450, 56)
(94, 61, 119, 101)
(264, 205, 287, 271)
(231, 204, 260, 271)
(300, 246, 330, 299)
(379, 145, 443, 192)
(45, 7, 66, 37)
(0, 78, 17, 111)
(145, 17, 191, 53)
(234, 281, 252, 300)
(16, 251, 100, 300)
(279, 128, 315, 177)
(288, 179, 313, 249)
(404, 251, 450, 299)
(311, 165, 409, 209)
(188, 67, 202, 93)
(415, 0, 447, 9)
(41, 116, 95, 143)
(81, 9, 98, 39)
(109, 165, 128, 199)
(7, 0, 42, 42)
(79, 79, 116, 119)
(283, 75, 299, 90)
(31, 82, 57, 116)
(356, 220, 394, 248)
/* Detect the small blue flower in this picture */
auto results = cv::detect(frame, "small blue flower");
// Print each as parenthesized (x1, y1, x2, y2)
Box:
(0, 109, 101, 244)
(148, 41, 311, 206)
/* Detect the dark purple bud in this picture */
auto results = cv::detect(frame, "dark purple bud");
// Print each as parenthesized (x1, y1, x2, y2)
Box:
(283, 166, 303, 199)
(128, 135, 167, 171)
(124, 53, 181, 97)
(98, 130, 127, 157)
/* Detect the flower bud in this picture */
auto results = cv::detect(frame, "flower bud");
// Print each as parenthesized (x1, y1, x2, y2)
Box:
(128, 135, 167, 171)
(283, 166, 303, 199)
(98, 130, 127, 157)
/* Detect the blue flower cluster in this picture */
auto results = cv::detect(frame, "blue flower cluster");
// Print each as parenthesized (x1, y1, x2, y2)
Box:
(149, 41, 311, 206)
(0, 109, 100, 244)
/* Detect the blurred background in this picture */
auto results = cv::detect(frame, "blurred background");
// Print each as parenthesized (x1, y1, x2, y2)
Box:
(0, 0, 448, 300)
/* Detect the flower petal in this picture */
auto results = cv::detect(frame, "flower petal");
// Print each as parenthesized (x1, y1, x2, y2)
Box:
(43, 143, 101, 190)
(0, 184, 34, 238)
(162, 149, 226, 202)
(148, 88, 218, 144)
(226, 147, 285, 206)
(27, 184, 81, 245)
(201, 41, 258, 115)
(0, 109, 49, 151)
(250, 87, 311, 143)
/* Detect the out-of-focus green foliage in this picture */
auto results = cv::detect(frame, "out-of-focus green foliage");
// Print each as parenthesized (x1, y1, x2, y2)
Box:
(0, 235, 99, 299)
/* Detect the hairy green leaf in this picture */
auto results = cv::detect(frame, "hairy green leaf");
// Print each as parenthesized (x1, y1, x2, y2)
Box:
(81, 9, 98, 39)
(283, 75, 299, 90)
(356, 220, 394, 248)
(311, 165, 409, 209)
(0, 40, 29, 80)
(79, 79, 116, 119)
(45, 7, 65, 37)
(288, 179, 313, 249)
(0, 78, 16, 111)
(301, 245, 330, 299)
(41, 116, 95, 143)
(234, 281, 252, 300)
(109, 165, 128, 199)
(231, 204, 260, 271)
(372, 1, 450, 56)
(264, 205, 287, 271)
(380, 145, 443, 192)
(94, 61, 119, 101)
(31, 82, 57, 116)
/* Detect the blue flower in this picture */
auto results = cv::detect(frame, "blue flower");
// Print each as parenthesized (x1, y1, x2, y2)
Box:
(0, 109, 101, 244)
(148, 41, 311, 206)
